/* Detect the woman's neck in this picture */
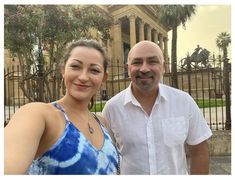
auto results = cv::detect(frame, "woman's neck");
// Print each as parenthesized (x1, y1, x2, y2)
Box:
(58, 96, 90, 115)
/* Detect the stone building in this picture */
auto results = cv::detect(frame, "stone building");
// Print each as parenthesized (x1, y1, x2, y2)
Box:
(101, 5, 170, 77)
(4, 5, 170, 103)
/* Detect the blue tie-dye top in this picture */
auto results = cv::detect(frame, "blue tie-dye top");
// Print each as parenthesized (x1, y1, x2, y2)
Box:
(28, 102, 119, 175)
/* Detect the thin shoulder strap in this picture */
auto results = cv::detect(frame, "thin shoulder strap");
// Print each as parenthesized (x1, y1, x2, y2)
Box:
(92, 113, 116, 143)
(52, 102, 70, 122)
(91, 113, 102, 126)
(92, 113, 120, 174)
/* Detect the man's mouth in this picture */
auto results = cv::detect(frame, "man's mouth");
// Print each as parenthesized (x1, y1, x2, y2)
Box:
(136, 75, 153, 79)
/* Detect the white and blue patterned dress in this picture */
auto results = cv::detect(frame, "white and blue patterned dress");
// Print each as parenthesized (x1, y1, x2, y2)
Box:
(28, 102, 119, 175)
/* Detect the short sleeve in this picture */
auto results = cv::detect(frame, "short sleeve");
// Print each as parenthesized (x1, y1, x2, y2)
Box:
(186, 96, 212, 145)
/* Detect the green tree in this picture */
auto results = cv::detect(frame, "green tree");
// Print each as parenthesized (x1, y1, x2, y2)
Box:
(216, 32, 231, 61)
(155, 5, 196, 88)
(216, 32, 231, 130)
(4, 5, 112, 102)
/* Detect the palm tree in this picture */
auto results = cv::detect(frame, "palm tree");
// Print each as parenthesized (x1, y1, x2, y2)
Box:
(216, 32, 231, 130)
(156, 5, 196, 88)
(216, 32, 231, 61)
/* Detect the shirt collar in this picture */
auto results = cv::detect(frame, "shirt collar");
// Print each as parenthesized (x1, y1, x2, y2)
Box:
(123, 83, 138, 106)
(158, 83, 168, 102)
(123, 83, 168, 106)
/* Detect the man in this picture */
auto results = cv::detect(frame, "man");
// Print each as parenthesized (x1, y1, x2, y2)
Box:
(102, 41, 212, 174)
(192, 44, 202, 57)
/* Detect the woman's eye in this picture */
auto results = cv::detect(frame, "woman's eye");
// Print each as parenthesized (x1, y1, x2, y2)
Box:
(70, 65, 80, 69)
(91, 69, 101, 74)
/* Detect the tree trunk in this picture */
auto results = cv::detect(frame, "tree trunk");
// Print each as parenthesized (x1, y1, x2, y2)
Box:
(37, 38, 44, 102)
(171, 26, 178, 88)
(223, 48, 231, 130)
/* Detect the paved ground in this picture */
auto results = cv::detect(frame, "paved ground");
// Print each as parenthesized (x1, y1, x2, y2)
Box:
(209, 155, 231, 175)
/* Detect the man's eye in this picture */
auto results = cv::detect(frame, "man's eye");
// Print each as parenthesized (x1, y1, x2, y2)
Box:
(131, 61, 142, 65)
(149, 60, 158, 64)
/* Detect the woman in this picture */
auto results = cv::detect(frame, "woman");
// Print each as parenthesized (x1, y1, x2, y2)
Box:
(4, 39, 120, 175)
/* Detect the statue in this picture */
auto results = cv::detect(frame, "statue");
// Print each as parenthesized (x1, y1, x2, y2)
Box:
(181, 45, 210, 69)
(191, 45, 202, 58)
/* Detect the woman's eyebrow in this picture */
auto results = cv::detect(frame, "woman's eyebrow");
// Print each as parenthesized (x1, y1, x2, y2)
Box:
(72, 59, 103, 68)
(73, 59, 82, 64)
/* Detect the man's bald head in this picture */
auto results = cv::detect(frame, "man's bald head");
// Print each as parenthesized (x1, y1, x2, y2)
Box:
(128, 41, 164, 65)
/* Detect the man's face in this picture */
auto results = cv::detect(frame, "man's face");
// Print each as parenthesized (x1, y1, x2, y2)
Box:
(128, 42, 165, 93)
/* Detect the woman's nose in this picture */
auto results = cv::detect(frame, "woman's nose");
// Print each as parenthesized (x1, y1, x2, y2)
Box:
(78, 69, 89, 82)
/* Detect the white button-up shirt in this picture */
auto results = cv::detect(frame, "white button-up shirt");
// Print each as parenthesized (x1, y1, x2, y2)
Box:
(102, 83, 212, 174)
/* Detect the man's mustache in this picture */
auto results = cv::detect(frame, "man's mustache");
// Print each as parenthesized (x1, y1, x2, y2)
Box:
(136, 72, 153, 78)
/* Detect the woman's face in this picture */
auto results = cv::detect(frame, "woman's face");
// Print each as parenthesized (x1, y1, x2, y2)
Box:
(63, 46, 107, 102)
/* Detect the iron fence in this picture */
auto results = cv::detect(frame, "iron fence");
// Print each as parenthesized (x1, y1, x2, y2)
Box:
(4, 59, 231, 130)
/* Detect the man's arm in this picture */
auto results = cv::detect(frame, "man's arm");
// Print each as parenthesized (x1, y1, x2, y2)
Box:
(188, 140, 210, 174)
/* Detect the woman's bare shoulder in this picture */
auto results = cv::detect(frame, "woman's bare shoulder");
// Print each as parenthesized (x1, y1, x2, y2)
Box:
(19, 102, 51, 108)
(4, 102, 56, 174)
(17, 102, 53, 111)
(11, 102, 55, 120)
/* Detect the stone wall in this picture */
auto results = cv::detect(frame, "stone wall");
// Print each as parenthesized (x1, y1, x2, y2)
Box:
(208, 130, 231, 156)
(185, 130, 231, 156)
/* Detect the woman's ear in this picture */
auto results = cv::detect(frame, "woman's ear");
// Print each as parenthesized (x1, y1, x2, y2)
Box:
(102, 72, 108, 83)
(61, 65, 65, 78)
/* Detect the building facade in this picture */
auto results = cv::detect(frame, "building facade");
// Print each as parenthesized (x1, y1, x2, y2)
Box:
(102, 5, 170, 79)
(4, 5, 170, 105)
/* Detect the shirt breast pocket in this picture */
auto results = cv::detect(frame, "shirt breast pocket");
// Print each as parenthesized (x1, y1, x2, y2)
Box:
(161, 116, 187, 147)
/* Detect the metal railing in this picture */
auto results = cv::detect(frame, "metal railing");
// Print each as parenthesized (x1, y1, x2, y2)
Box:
(4, 60, 231, 130)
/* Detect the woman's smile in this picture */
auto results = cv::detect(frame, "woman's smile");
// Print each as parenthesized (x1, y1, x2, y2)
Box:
(73, 83, 91, 90)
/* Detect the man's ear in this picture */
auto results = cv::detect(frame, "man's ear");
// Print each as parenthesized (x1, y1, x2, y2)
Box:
(163, 61, 166, 74)
(127, 64, 131, 77)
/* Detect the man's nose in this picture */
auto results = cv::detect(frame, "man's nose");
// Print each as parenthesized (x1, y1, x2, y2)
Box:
(140, 62, 150, 73)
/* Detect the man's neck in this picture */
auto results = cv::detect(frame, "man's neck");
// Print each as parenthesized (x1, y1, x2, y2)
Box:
(131, 86, 159, 116)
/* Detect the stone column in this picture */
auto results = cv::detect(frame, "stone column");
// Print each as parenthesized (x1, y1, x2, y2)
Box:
(128, 14, 136, 47)
(159, 33, 163, 51)
(153, 30, 158, 44)
(113, 19, 123, 78)
(146, 25, 152, 41)
(138, 19, 145, 41)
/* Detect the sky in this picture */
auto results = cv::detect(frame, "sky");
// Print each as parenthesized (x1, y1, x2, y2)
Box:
(168, 5, 232, 62)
